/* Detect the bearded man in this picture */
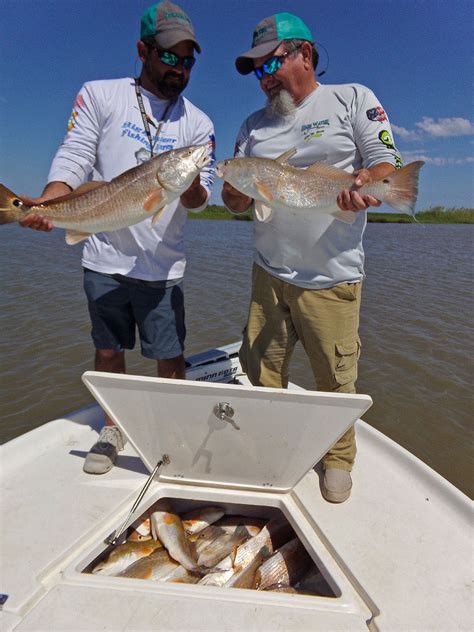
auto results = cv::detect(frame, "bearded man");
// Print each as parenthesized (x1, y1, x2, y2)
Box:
(222, 12, 402, 503)
(20, 2, 215, 475)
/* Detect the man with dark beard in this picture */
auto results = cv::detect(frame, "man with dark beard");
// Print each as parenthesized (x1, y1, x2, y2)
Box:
(222, 13, 402, 503)
(20, 2, 215, 475)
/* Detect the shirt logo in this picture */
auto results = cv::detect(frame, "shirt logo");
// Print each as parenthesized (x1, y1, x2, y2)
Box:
(378, 130, 403, 169)
(121, 120, 177, 152)
(67, 110, 78, 131)
(67, 93, 86, 131)
(301, 119, 330, 141)
(366, 106, 387, 123)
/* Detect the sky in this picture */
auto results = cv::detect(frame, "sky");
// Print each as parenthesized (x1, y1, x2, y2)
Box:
(0, 0, 473, 210)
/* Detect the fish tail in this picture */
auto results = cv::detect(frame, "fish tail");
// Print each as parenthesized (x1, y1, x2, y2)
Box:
(0, 184, 29, 224)
(383, 161, 424, 216)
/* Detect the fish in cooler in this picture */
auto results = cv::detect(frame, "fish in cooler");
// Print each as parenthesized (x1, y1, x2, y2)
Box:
(198, 524, 250, 568)
(232, 517, 294, 570)
(127, 514, 152, 541)
(181, 506, 225, 535)
(150, 504, 199, 572)
(214, 515, 266, 537)
(116, 548, 179, 581)
(88, 504, 325, 597)
(254, 537, 313, 591)
(223, 547, 270, 589)
(91, 539, 162, 576)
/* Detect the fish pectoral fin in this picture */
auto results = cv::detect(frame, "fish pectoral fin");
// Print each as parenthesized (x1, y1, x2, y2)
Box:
(144, 189, 165, 213)
(255, 200, 273, 222)
(65, 229, 94, 245)
(306, 162, 349, 180)
(255, 182, 273, 202)
(332, 210, 357, 225)
(151, 207, 166, 225)
(275, 148, 297, 165)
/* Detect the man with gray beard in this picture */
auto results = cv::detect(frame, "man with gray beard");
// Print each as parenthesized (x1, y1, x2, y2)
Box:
(222, 12, 402, 502)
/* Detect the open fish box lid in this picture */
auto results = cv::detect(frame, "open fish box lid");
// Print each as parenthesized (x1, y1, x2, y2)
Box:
(82, 372, 372, 492)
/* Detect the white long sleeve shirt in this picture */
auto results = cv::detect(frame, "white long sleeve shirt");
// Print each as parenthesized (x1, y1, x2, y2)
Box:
(49, 77, 215, 281)
(234, 83, 402, 289)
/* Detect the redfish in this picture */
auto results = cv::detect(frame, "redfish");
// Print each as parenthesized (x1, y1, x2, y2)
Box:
(216, 150, 424, 224)
(91, 539, 162, 576)
(0, 145, 210, 244)
(150, 507, 199, 571)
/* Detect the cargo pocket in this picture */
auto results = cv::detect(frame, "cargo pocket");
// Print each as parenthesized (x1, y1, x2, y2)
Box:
(334, 337, 361, 387)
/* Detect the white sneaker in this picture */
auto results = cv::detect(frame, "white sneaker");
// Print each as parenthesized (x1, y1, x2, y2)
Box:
(83, 426, 125, 475)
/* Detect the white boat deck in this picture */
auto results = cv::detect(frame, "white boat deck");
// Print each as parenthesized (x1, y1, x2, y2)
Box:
(1, 399, 471, 631)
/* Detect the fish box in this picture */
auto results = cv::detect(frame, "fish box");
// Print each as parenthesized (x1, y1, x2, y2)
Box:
(63, 374, 375, 629)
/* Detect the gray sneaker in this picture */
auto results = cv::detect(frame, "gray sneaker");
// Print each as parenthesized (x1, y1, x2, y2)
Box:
(322, 468, 352, 503)
(83, 426, 125, 475)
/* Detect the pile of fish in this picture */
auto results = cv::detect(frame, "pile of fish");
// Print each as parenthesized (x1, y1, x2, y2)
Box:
(89, 502, 333, 596)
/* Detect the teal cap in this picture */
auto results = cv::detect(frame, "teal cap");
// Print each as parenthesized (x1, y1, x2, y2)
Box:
(140, 2, 201, 53)
(236, 13, 314, 74)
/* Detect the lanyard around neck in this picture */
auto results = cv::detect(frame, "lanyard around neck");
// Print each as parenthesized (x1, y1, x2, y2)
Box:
(134, 78, 173, 158)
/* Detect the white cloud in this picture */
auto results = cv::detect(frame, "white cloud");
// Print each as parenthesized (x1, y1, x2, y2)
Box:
(415, 117, 474, 137)
(393, 117, 474, 143)
(401, 150, 474, 166)
(391, 124, 421, 141)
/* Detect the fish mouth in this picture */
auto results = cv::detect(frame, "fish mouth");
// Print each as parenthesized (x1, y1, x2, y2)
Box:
(191, 145, 211, 169)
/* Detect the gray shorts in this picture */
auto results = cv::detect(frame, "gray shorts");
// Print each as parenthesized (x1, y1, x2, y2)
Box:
(83, 268, 186, 360)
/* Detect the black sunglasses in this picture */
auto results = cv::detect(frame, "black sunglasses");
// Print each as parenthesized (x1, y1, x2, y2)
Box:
(253, 46, 301, 80)
(153, 48, 196, 70)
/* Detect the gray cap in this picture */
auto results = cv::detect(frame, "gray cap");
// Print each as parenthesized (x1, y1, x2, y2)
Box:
(140, 2, 201, 53)
(236, 12, 314, 74)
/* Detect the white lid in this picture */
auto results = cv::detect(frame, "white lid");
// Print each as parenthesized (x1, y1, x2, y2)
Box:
(82, 373, 372, 492)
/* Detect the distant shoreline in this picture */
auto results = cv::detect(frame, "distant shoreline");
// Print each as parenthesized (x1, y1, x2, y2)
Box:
(191, 206, 474, 224)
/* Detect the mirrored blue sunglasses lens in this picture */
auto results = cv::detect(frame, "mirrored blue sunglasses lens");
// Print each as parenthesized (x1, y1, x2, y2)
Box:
(182, 57, 195, 69)
(254, 56, 282, 79)
(159, 51, 195, 69)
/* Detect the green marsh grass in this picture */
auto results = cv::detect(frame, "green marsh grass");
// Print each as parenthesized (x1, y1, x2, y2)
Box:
(189, 205, 473, 223)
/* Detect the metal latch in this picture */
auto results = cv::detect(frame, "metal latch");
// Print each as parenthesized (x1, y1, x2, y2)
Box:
(214, 402, 240, 429)
(105, 454, 170, 545)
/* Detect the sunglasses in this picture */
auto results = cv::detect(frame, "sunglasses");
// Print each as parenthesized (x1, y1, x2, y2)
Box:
(253, 46, 302, 80)
(153, 48, 196, 70)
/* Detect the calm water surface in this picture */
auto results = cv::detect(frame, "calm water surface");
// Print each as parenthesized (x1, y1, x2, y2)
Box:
(1, 221, 472, 497)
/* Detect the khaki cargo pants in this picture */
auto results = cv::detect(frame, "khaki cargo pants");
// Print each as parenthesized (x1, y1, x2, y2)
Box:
(240, 263, 362, 471)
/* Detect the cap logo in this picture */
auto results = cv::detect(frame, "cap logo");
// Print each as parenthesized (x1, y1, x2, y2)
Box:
(163, 10, 191, 23)
(253, 26, 268, 43)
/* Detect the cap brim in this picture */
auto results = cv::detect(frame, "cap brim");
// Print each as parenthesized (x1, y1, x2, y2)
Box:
(235, 40, 280, 74)
(154, 32, 201, 54)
